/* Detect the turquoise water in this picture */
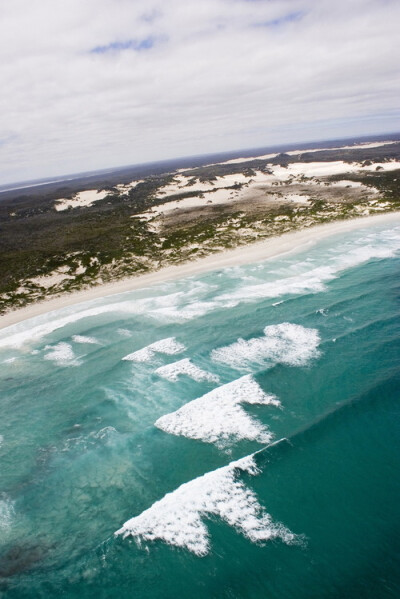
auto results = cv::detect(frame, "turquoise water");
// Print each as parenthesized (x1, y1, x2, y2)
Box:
(1, 219, 400, 598)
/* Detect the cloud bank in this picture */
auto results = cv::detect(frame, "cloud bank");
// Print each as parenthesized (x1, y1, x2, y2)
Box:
(0, 0, 399, 183)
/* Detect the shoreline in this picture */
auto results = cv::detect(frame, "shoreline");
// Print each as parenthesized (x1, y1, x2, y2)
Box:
(1, 211, 400, 332)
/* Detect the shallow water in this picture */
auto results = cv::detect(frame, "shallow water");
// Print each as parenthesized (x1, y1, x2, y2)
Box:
(1, 219, 400, 598)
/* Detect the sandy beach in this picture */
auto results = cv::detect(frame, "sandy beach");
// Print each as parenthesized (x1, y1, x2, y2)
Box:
(1, 211, 400, 332)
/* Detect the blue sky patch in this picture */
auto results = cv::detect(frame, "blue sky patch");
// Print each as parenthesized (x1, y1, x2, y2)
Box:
(90, 37, 156, 54)
(254, 10, 305, 28)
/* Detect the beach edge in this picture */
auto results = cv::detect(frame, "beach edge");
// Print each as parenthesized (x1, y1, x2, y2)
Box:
(1, 211, 400, 331)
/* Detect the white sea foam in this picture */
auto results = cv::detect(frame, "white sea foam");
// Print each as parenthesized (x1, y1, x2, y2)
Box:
(211, 323, 320, 371)
(123, 337, 186, 363)
(117, 328, 132, 337)
(155, 375, 280, 446)
(44, 342, 80, 367)
(155, 358, 220, 383)
(116, 454, 296, 556)
(0, 281, 213, 348)
(72, 334, 100, 345)
(1, 225, 400, 351)
(0, 496, 14, 531)
(216, 265, 330, 305)
(62, 426, 118, 453)
(151, 300, 216, 322)
(3, 356, 17, 364)
(0, 308, 101, 349)
(0, 434, 3, 447)
(0, 305, 115, 349)
(216, 227, 400, 309)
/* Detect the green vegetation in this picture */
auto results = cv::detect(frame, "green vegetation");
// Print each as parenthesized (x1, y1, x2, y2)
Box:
(1, 143, 399, 314)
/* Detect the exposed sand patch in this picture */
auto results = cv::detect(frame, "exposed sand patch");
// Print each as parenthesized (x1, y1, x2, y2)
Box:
(286, 141, 396, 156)
(149, 188, 241, 216)
(269, 160, 400, 180)
(28, 272, 73, 288)
(156, 173, 251, 198)
(55, 189, 109, 211)
(325, 180, 379, 192)
(115, 180, 144, 193)
(205, 153, 278, 167)
(24, 263, 87, 288)
(362, 161, 400, 172)
(132, 212, 154, 221)
(200, 141, 396, 168)
(137, 160, 389, 219)
(161, 161, 398, 203)
(54, 180, 144, 211)
(327, 180, 364, 188)
(283, 193, 310, 204)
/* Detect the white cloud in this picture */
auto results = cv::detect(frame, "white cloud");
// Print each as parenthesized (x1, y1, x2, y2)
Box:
(0, 0, 399, 184)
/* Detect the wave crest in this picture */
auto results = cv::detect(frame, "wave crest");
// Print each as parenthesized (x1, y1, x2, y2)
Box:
(211, 323, 320, 371)
(122, 337, 185, 363)
(155, 375, 280, 446)
(116, 454, 296, 556)
(44, 342, 80, 367)
(155, 358, 219, 383)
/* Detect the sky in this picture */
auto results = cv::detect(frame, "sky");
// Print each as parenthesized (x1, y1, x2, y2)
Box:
(0, 0, 399, 185)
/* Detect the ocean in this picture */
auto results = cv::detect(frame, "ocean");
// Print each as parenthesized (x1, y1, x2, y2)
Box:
(1, 217, 400, 598)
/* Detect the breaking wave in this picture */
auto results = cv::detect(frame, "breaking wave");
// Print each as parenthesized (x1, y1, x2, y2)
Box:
(215, 227, 400, 308)
(155, 375, 280, 446)
(0, 281, 214, 349)
(211, 323, 320, 371)
(155, 358, 220, 383)
(3, 357, 17, 364)
(117, 328, 132, 337)
(1, 225, 399, 351)
(122, 337, 185, 363)
(43, 342, 80, 367)
(116, 454, 296, 556)
(71, 335, 100, 345)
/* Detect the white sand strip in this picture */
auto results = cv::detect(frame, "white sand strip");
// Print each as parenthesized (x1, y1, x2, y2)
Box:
(55, 189, 108, 211)
(202, 141, 396, 167)
(1, 212, 400, 331)
(286, 140, 396, 156)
